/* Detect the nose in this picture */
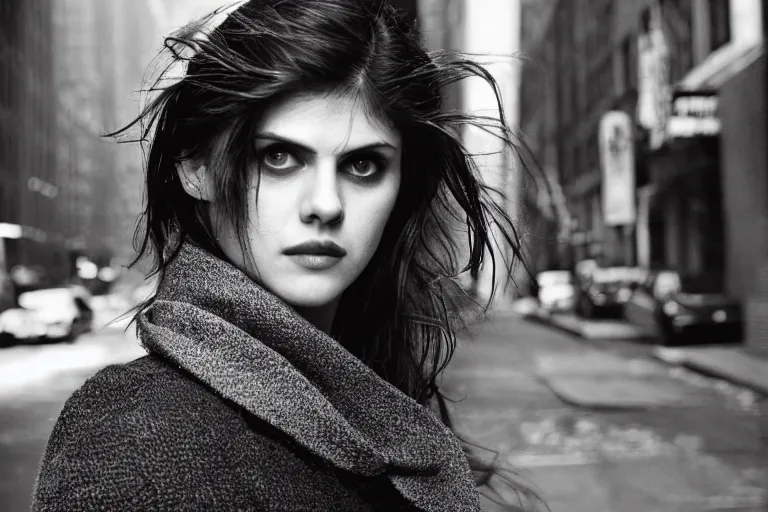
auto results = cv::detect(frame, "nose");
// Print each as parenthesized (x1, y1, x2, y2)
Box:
(299, 161, 344, 225)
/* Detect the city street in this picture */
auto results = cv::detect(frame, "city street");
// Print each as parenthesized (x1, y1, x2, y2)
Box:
(0, 324, 145, 511)
(0, 310, 766, 511)
(443, 313, 768, 512)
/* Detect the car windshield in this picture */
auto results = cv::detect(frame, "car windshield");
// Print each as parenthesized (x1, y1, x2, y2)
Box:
(679, 275, 723, 294)
(652, 272, 722, 296)
(537, 271, 572, 287)
(592, 267, 647, 284)
(18, 288, 72, 310)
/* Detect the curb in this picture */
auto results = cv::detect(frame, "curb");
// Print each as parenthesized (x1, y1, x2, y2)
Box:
(652, 348, 768, 396)
(681, 361, 768, 396)
(530, 314, 768, 397)
(524, 313, 585, 337)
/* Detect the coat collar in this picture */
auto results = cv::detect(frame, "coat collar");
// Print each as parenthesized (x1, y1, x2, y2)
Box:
(137, 243, 479, 511)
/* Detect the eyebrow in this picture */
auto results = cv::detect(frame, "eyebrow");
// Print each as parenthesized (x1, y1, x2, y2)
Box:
(254, 132, 397, 155)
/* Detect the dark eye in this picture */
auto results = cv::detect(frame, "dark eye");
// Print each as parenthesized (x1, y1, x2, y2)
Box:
(262, 150, 298, 170)
(346, 158, 379, 177)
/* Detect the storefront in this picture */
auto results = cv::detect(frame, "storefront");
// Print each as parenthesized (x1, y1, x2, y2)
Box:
(644, 136, 724, 285)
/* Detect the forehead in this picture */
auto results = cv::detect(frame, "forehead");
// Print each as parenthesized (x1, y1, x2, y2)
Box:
(256, 91, 401, 151)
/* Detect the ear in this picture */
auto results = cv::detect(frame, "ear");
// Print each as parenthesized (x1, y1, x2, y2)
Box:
(176, 160, 214, 201)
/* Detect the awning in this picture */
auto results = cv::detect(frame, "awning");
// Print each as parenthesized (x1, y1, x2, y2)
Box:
(679, 43, 763, 91)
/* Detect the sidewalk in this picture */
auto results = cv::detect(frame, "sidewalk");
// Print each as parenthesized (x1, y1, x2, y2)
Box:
(529, 311, 652, 341)
(511, 302, 768, 397)
(534, 350, 727, 409)
(447, 312, 768, 511)
(654, 345, 768, 396)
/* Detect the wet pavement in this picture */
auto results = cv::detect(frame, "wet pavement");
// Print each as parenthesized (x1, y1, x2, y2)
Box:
(443, 313, 768, 511)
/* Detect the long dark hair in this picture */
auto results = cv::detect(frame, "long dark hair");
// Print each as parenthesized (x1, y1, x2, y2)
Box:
(113, 1, 546, 509)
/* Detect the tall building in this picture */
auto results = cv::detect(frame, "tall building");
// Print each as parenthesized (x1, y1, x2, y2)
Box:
(54, 0, 116, 267)
(520, 0, 766, 349)
(520, 0, 763, 283)
(0, 0, 66, 283)
(54, 0, 165, 268)
(419, 0, 524, 303)
(109, 0, 165, 264)
(0, 0, 164, 290)
(518, 0, 564, 280)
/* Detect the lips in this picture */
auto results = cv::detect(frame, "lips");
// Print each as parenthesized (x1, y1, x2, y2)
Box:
(282, 241, 347, 258)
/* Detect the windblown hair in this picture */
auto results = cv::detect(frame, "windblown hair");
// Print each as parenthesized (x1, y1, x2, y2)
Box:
(113, 1, 546, 509)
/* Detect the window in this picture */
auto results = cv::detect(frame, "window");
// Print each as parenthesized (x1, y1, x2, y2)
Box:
(620, 37, 636, 92)
(708, 0, 730, 52)
(0, 54, 8, 107)
(571, 72, 580, 119)
(602, 61, 613, 101)
(574, 145, 584, 177)
(560, 71, 572, 125)
(587, 138, 599, 174)
(663, 0, 694, 79)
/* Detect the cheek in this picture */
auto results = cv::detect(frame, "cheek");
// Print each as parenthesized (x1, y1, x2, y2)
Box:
(248, 182, 291, 240)
(348, 181, 400, 251)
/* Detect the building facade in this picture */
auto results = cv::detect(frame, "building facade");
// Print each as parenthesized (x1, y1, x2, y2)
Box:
(0, 0, 165, 292)
(0, 0, 66, 283)
(108, 0, 165, 265)
(520, 0, 765, 309)
(419, 0, 524, 303)
(54, 0, 119, 270)
(519, 0, 564, 279)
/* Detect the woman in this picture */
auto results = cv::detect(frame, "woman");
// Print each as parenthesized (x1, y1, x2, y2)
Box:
(32, 1, 544, 510)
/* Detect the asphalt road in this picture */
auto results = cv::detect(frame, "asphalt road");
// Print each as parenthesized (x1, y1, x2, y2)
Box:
(0, 325, 145, 511)
(444, 314, 767, 512)
(0, 313, 765, 511)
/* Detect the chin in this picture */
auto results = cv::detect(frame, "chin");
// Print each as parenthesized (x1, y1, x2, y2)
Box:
(271, 283, 345, 309)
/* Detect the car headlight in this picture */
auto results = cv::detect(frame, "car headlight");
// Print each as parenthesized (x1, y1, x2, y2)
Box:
(0, 310, 26, 330)
(662, 301, 689, 316)
(617, 288, 632, 303)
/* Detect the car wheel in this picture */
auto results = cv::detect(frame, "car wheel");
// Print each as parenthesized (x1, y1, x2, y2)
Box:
(658, 317, 677, 346)
(63, 325, 76, 344)
(0, 332, 13, 348)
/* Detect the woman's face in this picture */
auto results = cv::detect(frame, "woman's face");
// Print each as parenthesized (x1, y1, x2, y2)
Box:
(211, 92, 402, 310)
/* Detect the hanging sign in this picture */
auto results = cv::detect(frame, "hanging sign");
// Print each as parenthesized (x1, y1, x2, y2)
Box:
(599, 111, 636, 226)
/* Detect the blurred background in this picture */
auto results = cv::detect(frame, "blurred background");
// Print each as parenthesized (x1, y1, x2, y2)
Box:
(1, 0, 766, 511)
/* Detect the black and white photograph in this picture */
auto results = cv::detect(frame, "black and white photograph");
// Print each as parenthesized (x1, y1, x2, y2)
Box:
(0, 0, 766, 510)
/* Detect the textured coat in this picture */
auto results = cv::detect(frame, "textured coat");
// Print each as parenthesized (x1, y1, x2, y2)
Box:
(31, 243, 481, 511)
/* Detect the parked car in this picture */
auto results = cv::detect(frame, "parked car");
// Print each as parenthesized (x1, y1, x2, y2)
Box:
(575, 266, 647, 319)
(574, 259, 598, 282)
(623, 270, 743, 346)
(0, 268, 14, 315)
(0, 285, 94, 345)
(536, 270, 576, 313)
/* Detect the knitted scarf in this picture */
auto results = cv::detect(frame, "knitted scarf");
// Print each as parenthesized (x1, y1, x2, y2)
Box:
(137, 242, 481, 511)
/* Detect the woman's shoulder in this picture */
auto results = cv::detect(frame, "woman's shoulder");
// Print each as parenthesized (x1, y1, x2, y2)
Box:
(31, 355, 254, 511)
(60, 355, 223, 419)
(31, 355, 398, 511)
(43, 353, 249, 453)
